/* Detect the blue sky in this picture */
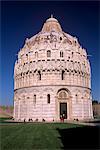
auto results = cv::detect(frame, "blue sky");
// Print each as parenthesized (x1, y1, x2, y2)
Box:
(1, 1, 100, 105)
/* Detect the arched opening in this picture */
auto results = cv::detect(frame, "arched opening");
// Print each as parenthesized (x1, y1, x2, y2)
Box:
(61, 70, 65, 80)
(38, 71, 41, 80)
(57, 89, 71, 120)
(58, 91, 68, 99)
(47, 50, 51, 57)
(60, 51, 63, 57)
(47, 94, 50, 104)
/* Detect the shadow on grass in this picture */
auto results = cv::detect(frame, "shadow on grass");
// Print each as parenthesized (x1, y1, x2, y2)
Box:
(57, 125, 100, 149)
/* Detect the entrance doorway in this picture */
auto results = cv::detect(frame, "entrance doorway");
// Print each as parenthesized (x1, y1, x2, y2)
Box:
(60, 103, 67, 119)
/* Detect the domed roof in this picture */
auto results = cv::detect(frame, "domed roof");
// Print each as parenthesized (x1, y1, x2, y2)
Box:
(41, 15, 62, 33)
(46, 15, 58, 23)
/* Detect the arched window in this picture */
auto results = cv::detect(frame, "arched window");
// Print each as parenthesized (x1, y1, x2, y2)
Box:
(60, 37, 62, 41)
(60, 51, 61, 57)
(62, 70, 65, 80)
(47, 50, 51, 57)
(72, 52, 74, 57)
(60, 51, 63, 57)
(38, 71, 41, 80)
(47, 94, 50, 104)
(33, 95, 36, 104)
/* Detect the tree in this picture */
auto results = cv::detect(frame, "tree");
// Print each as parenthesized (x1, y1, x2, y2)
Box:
(92, 100, 98, 105)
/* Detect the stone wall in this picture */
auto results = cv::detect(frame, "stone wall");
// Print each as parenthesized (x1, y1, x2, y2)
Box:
(14, 85, 93, 121)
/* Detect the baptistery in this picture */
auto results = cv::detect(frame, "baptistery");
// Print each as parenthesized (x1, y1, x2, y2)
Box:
(14, 16, 93, 121)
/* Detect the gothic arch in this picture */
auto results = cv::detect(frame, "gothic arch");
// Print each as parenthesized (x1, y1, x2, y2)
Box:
(57, 88, 71, 95)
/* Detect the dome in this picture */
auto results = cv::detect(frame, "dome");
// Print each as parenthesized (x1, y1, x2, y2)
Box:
(41, 15, 62, 32)
(46, 17, 58, 23)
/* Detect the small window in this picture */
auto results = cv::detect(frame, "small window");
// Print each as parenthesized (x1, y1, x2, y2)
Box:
(26, 71, 28, 74)
(60, 51, 63, 57)
(47, 50, 51, 57)
(74, 70, 77, 73)
(38, 71, 41, 80)
(60, 52, 61, 57)
(62, 70, 65, 80)
(47, 94, 50, 104)
(72, 52, 74, 57)
(68, 56, 70, 59)
(60, 37, 62, 40)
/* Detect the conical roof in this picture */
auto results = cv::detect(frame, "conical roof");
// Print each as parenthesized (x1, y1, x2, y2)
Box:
(41, 15, 62, 33)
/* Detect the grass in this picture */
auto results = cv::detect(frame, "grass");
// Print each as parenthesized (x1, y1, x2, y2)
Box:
(0, 118, 100, 150)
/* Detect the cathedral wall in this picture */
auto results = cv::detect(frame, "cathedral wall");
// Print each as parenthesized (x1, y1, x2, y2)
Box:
(14, 69, 90, 90)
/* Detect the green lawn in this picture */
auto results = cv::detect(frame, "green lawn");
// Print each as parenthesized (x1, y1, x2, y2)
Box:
(0, 119, 81, 150)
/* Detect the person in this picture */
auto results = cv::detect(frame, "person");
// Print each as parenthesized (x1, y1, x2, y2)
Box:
(42, 118, 45, 122)
(60, 115, 62, 122)
(62, 113, 65, 122)
(24, 119, 26, 123)
(31, 119, 33, 122)
(60, 115, 64, 122)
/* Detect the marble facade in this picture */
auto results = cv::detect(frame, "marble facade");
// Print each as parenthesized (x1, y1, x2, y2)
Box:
(14, 16, 93, 121)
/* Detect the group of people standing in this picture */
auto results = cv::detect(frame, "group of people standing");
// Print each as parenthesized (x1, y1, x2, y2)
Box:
(60, 113, 66, 122)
